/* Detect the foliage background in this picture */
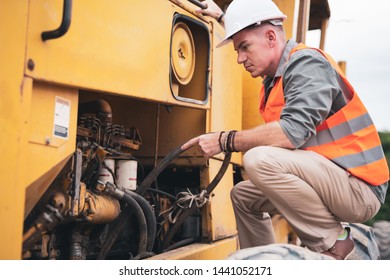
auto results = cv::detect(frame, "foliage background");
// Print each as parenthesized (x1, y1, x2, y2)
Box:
(366, 131, 390, 225)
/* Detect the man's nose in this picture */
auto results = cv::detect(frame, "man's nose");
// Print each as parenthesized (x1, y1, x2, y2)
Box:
(237, 52, 246, 64)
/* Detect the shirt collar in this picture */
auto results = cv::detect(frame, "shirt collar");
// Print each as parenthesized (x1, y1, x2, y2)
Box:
(263, 39, 298, 85)
(275, 39, 298, 77)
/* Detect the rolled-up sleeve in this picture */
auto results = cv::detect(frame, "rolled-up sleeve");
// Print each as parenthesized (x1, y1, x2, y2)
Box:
(279, 49, 341, 148)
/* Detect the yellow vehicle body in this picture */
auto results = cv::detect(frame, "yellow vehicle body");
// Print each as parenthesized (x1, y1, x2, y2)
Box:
(0, 0, 330, 260)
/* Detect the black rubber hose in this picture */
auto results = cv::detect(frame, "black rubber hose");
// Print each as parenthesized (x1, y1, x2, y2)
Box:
(161, 152, 231, 250)
(97, 146, 184, 259)
(125, 191, 157, 252)
(136, 145, 184, 196)
(147, 188, 177, 201)
(101, 144, 231, 256)
(97, 193, 147, 259)
(122, 193, 149, 256)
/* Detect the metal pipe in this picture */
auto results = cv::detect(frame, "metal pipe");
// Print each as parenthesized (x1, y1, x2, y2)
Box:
(82, 191, 120, 224)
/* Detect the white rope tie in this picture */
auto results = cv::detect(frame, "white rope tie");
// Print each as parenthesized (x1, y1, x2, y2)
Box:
(159, 189, 209, 225)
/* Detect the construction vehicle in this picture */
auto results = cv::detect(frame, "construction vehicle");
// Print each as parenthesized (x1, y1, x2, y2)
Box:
(0, 0, 331, 260)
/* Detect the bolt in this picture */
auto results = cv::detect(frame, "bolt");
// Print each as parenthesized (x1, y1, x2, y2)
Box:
(27, 59, 35, 71)
(178, 48, 186, 59)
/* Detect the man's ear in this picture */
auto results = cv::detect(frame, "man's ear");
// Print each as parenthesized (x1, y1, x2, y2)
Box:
(266, 29, 277, 46)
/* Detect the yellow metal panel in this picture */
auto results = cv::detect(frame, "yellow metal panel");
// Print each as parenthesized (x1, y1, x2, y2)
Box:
(210, 23, 243, 164)
(148, 236, 238, 260)
(24, 82, 78, 191)
(241, 71, 265, 130)
(24, 156, 72, 219)
(25, 0, 210, 109)
(207, 159, 237, 241)
(159, 105, 207, 157)
(0, 0, 30, 260)
(273, 0, 297, 40)
(18, 81, 78, 219)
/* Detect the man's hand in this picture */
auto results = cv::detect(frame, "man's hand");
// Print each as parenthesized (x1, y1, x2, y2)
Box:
(181, 132, 222, 159)
(181, 122, 295, 158)
(196, 0, 224, 21)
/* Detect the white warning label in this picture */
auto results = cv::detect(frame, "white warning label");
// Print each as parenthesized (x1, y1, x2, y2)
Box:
(53, 96, 71, 139)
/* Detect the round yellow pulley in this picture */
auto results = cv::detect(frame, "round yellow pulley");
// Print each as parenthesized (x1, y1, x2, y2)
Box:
(171, 22, 195, 85)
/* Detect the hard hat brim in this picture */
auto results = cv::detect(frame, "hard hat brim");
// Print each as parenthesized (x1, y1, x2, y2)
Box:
(216, 16, 286, 48)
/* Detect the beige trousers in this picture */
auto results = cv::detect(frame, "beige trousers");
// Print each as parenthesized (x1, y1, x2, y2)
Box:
(230, 146, 381, 252)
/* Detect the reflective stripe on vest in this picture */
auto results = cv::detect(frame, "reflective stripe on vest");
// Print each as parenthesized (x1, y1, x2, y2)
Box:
(259, 44, 389, 186)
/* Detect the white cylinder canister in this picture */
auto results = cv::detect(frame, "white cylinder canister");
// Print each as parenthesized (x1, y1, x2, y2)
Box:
(115, 159, 138, 191)
(98, 158, 115, 184)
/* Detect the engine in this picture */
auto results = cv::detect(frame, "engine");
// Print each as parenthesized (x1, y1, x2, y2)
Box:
(22, 99, 205, 260)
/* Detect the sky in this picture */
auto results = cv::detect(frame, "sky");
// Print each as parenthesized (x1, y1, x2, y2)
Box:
(306, 0, 390, 132)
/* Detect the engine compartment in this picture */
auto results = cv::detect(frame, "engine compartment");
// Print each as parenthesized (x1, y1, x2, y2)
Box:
(22, 97, 212, 260)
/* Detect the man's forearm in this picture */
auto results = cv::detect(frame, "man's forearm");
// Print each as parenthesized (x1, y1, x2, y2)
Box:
(234, 121, 295, 152)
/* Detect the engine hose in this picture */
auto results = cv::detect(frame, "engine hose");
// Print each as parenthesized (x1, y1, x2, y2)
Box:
(124, 191, 157, 252)
(98, 145, 183, 256)
(136, 145, 184, 196)
(100, 144, 231, 256)
(147, 188, 177, 201)
(161, 152, 231, 250)
(97, 193, 147, 259)
(122, 193, 149, 256)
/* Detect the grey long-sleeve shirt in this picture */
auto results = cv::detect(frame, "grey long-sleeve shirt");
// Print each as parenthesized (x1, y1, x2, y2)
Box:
(262, 40, 387, 203)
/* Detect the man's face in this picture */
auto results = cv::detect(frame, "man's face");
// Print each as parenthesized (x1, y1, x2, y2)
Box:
(232, 26, 274, 78)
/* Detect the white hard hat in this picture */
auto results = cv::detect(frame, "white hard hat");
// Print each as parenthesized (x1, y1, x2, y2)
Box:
(217, 0, 287, 48)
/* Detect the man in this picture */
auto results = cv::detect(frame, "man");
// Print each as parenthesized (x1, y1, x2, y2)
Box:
(182, 0, 389, 259)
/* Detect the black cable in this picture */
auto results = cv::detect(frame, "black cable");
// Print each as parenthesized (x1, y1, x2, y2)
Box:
(136, 146, 184, 196)
(147, 188, 176, 201)
(98, 144, 231, 257)
(124, 191, 157, 252)
(97, 193, 147, 259)
(161, 152, 232, 250)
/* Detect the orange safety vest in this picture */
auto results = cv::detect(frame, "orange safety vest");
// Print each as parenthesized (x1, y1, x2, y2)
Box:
(259, 43, 389, 186)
